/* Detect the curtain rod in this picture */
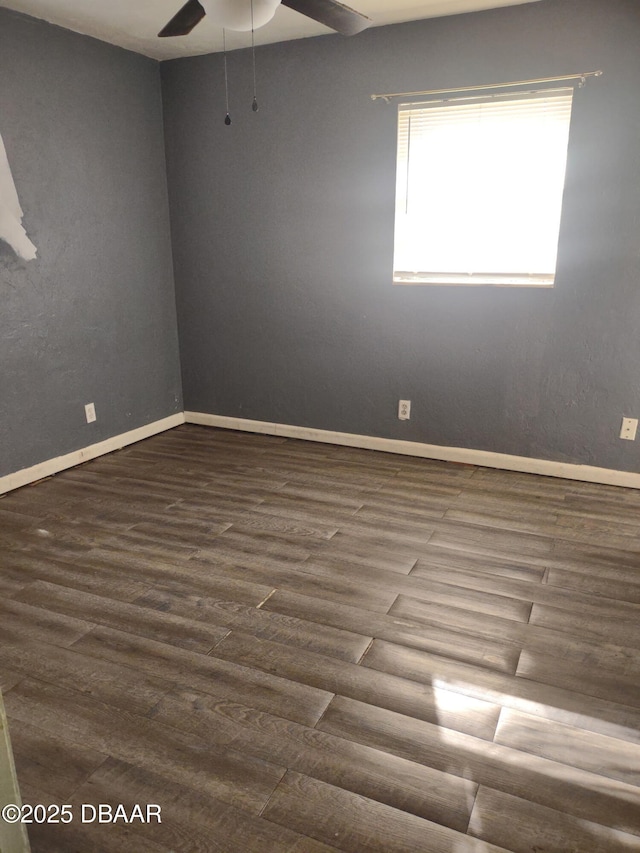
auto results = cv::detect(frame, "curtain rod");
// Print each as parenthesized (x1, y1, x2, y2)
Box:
(370, 71, 603, 103)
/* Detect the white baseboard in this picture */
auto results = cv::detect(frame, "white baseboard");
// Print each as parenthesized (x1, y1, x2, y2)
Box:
(185, 411, 640, 490)
(4, 410, 637, 494)
(0, 412, 185, 496)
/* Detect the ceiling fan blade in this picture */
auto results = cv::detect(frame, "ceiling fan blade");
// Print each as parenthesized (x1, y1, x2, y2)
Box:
(158, 0, 206, 37)
(281, 0, 371, 36)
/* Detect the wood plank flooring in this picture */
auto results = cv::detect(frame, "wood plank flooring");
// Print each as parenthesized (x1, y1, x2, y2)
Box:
(1, 424, 640, 852)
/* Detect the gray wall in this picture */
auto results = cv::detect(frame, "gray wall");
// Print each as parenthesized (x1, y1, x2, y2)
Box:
(0, 9, 183, 478)
(162, 0, 640, 472)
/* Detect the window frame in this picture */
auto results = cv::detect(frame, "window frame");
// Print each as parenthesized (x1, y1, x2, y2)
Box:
(392, 88, 575, 288)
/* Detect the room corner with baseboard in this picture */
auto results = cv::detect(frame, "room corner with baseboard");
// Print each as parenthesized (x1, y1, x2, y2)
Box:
(0, 7, 183, 487)
(163, 0, 640, 482)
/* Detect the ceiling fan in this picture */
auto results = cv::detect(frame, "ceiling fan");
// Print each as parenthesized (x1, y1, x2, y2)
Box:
(158, 0, 372, 39)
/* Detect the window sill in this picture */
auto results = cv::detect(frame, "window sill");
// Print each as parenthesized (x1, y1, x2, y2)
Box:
(393, 272, 555, 287)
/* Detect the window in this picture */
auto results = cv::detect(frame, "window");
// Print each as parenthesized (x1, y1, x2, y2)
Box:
(393, 89, 574, 286)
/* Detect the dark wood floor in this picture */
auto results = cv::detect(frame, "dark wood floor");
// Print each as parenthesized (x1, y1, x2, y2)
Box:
(1, 425, 640, 852)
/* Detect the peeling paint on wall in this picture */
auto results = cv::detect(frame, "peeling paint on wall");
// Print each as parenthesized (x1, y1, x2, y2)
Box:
(0, 132, 37, 261)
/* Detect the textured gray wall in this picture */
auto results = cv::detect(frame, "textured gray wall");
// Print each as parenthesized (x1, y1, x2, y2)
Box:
(0, 9, 183, 477)
(162, 0, 640, 472)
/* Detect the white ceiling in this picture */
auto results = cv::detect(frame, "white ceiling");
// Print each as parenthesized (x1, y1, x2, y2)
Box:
(0, 0, 540, 60)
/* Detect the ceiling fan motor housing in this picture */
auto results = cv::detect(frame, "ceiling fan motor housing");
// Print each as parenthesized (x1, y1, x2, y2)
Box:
(200, 0, 281, 31)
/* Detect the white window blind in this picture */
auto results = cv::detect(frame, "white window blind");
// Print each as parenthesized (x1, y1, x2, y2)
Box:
(393, 88, 574, 286)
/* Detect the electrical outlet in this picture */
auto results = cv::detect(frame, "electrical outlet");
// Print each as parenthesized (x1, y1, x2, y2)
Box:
(398, 399, 411, 420)
(85, 402, 97, 424)
(620, 417, 637, 440)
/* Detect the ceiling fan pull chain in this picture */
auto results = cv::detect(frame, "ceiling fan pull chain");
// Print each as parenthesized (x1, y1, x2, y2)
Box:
(251, 0, 259, 112)
(223, 27, 231, 125)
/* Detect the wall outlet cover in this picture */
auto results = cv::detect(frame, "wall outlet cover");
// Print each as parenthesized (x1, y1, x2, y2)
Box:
(620, 417, 638, 441)
(398, 400, 411, 420)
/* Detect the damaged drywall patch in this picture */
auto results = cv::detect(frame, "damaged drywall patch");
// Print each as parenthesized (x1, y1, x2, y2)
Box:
(0, 132, 37, 261)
